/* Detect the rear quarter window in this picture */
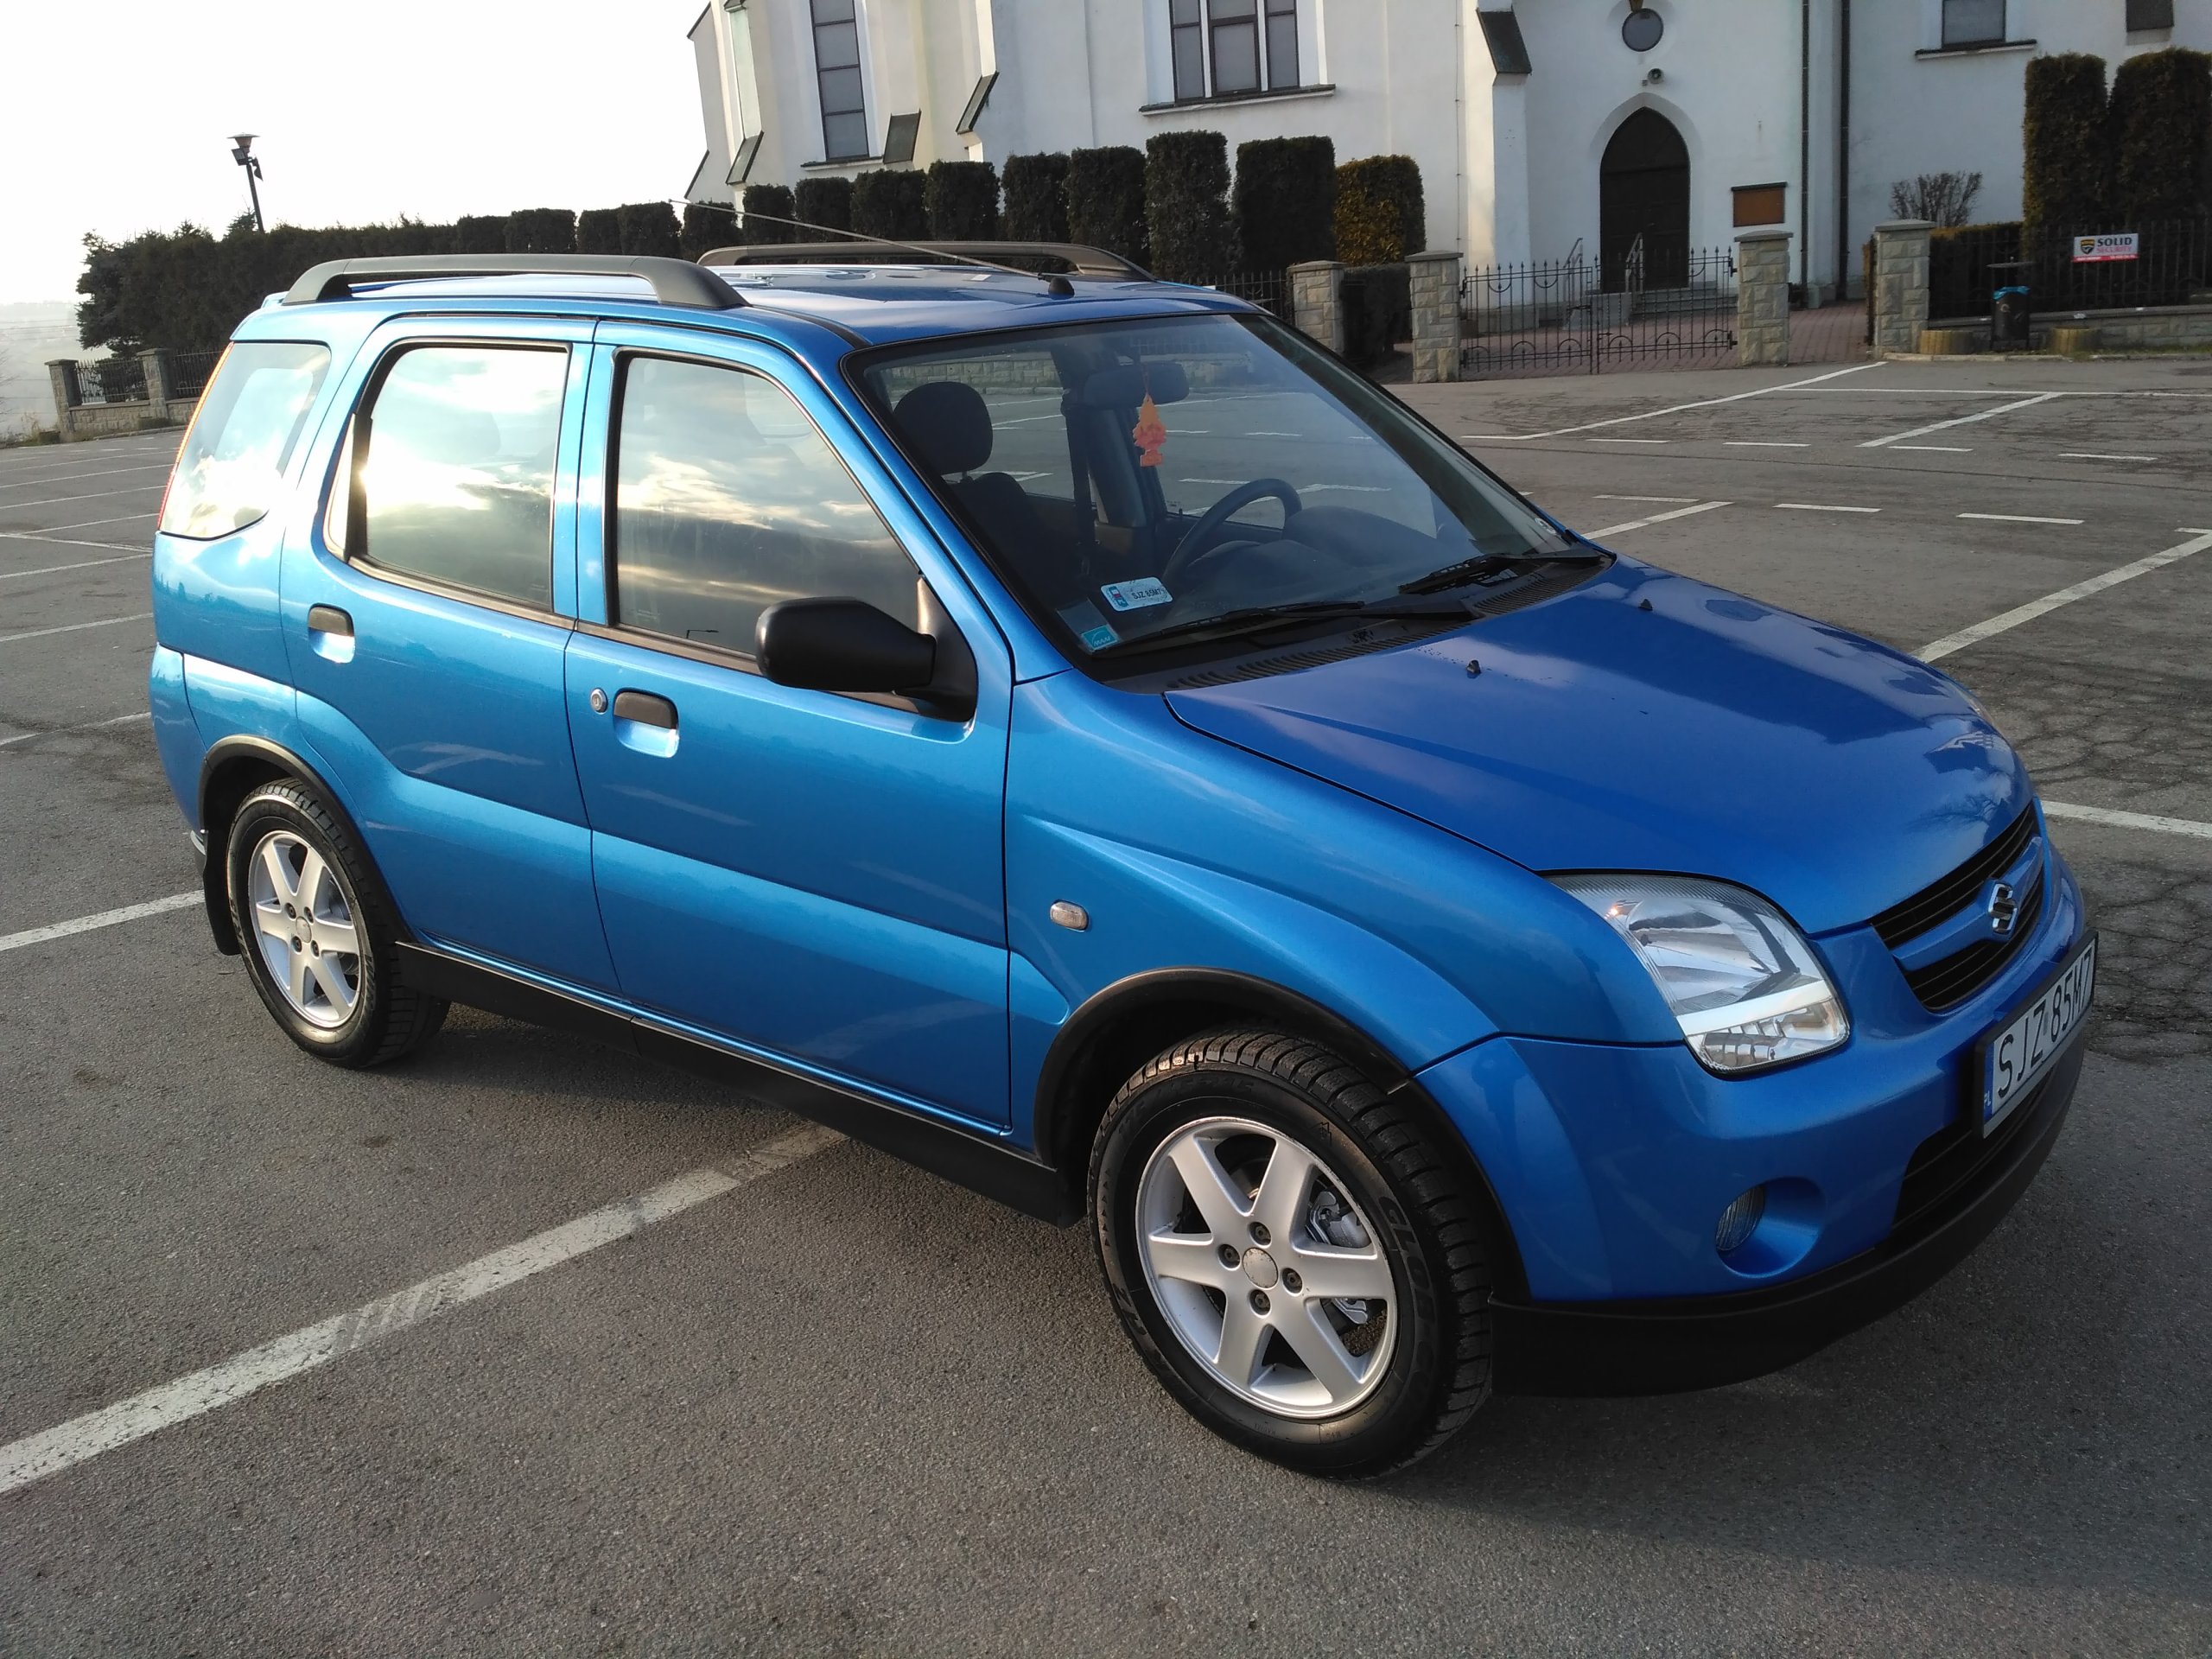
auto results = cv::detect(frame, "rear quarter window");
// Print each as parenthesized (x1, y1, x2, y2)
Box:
(158, 342, 332, 540)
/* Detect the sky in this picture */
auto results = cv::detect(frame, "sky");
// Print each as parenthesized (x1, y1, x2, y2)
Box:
(3, 0, 710, 305)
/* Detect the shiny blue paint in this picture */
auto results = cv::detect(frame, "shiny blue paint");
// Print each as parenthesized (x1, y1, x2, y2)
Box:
(564, 321, 1015, 1127)
(1891, 828, 2045, 971)
(151, 266, 2092, 1315)
(1166, 557, 2035, 938)
(147, 647, 200, 820)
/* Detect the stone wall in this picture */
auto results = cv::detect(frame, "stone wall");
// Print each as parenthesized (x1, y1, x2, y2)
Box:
(1734, 231, 1791, 366)
(1408, 251, 1463, 384)
(1871, 219, 1932, 359)
(48, 349, 199, 441)
(1289, 261, 1344, 356)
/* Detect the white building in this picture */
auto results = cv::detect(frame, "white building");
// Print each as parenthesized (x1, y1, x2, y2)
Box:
(686, 0, 2209, 296)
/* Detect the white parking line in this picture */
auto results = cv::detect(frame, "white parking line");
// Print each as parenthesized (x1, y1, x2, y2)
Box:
(0, 1122, 844, 1497)
(1590, 501, 1731, 537)
(0, 461, 173, 490)
(1916, 529, 2212, 662)
(1959, 513, 2083, 526)
(1596, 494, 1699, 503)
(2058, 453, 2157, 462)
(1725, 441, 1809, 448)
(0, 486, 165, 511)
(1459, 361, 1885, 442)
(0, 710, 152, 750)
(1890, 444, 1973, 453)
(0, 552, 150, 582)
(1588, 437, 1669, 445)
(0, 613, 153, 645)
(1860, 391, 2063, 449)
(30, 511, 156, 534)
(0, 892, 198, 953)
(0, 531, 147, 552)
(1777, 503, 1881, 513)
(2042, 802, 2212, 842)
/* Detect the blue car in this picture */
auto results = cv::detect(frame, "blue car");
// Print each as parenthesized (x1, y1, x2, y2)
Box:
(149, 251, 2093, 1476)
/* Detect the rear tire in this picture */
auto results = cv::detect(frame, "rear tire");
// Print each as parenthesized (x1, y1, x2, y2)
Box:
(1089, 1027, 1491, 1477)
(225, 781, 446, 1067)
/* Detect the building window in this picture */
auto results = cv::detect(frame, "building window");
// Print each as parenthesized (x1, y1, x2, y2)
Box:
(810, 0, 868, 162)
(1265, 0, 1299, 89)
(2126, 0, 2173, 29)
(1167, 0, 1302, 102)
(1940, 0, 2006, 48)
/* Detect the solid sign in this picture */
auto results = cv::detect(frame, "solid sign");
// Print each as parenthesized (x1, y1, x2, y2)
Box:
(2074, 233, 2139, 264)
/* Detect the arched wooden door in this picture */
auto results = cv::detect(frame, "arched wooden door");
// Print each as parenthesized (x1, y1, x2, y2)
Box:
(1599, 109, 1690, 291)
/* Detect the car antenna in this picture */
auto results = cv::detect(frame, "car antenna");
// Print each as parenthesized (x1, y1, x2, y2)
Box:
(670, 199, 1078, 296)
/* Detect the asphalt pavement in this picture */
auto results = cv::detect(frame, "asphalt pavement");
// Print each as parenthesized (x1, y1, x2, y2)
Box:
(2, 354, 2208, 1656)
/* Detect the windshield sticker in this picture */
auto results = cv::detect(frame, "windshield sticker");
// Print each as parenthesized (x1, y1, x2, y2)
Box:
(1101, 577, 1173, 612)
(1132, 393, 1167, 469)
(1058, 600, 1120, 651)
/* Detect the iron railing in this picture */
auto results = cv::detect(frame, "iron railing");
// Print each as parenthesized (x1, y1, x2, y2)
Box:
(1212, 269, 1291, 320)
(168, 350, 223, 398)
(77, 357, 148, 405)
(1930, 217, 2211, 322)
(1459, 245, 1737, 378)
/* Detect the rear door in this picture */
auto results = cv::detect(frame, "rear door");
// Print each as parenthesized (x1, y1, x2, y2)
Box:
(281, 316, 615, 988)
(563, 327, 1013, 1127)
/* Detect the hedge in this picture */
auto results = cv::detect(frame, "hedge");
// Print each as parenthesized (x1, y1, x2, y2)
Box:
(450, 214, 509, 255)
(681, 201, 734, 258)
(1234, 137, 1336, 275)
(1145, 130, 1233, 283)
(1065, 145, 1148, 264)
(505, 208, 576, 254)
(740, 183, 798, 245)
(2108, 48, 2212, 222)
(1336, 156, 1426, 264)
(1001, 153, 1071, 242)
(2022, 54, 2111, 232)
(577, 208, 623, 254)
(925, 161, 1001, 238)
(1928, 220, 2023, 319)
(851, 170, 929, 241)
(794, 176, 855, 234)
(615, 201, 681, 258)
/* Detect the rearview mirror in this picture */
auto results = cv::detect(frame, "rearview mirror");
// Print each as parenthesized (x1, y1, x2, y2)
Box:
(757, 597, 970, 716)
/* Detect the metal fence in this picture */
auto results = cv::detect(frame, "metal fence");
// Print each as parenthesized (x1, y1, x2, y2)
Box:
(168, 350, 223, 399)
(1458, 244, 1737, 378)
(1212, 269, 1291, 320)
(77, 357, 148, 405)
(1929, 217, 2211, 322)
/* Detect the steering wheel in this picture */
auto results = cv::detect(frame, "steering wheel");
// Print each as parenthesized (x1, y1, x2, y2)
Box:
(1161, 478, 1303, 588)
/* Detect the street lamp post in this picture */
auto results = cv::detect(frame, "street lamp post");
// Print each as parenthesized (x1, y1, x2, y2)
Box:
(230, 134, 266, 233)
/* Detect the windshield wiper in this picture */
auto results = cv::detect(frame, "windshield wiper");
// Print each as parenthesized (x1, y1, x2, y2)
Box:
(1090, 597, 1467, 658)
(1399, 542, 1596, 595)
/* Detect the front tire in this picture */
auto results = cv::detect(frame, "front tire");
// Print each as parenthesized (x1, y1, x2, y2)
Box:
(226, 781, 446, 1067)
(1089, 1028, 1492, 1477)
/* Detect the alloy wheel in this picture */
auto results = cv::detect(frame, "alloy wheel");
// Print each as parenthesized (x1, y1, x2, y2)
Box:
(245, 828, 362, 1029)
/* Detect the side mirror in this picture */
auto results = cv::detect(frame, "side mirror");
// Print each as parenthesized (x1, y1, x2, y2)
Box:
(756, 596, 972, 719)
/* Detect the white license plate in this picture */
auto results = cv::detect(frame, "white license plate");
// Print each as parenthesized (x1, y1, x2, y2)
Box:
(1980, 934, 2095, 1135)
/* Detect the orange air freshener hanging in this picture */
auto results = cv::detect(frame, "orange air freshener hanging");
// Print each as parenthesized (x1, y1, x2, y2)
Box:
(1132, 392, 1167, 468)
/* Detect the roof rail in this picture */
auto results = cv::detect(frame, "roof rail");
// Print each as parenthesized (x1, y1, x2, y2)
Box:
(698, 241, 1151, 280)
(283, 254, 746, 311)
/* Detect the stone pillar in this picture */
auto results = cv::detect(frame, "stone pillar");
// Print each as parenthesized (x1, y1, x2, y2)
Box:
(1289, 260, 1344, 355)
(1407, 251, 1465, 384)
(48, 359, 84, 429)
(141, 348, 174, 422)
(1734, 231, 1792, 367)
(1872, 219, 1933, 359)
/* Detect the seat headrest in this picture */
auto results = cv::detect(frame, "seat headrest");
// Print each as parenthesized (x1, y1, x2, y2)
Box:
(893, 381, 995, 476)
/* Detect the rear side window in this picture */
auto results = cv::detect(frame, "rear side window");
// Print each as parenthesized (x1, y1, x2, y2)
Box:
(353, 345, 566, 608)
(611, 355, 918, 654)
(159, 342, 330, 540)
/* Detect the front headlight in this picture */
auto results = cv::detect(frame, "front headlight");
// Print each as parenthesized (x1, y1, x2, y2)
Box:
(1554, 875, 1850, 1074)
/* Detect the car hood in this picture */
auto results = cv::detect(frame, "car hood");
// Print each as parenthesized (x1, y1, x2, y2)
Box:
(1164, 561, 2033, 936)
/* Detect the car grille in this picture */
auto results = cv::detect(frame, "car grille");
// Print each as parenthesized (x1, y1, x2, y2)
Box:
(1892, 1052, 2063, 1233)
(1868, 805, 2044, 1013)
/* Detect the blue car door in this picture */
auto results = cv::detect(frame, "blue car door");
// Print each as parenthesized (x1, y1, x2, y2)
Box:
(563, 327, 1012, 1128)
(280, 316, 615, 989)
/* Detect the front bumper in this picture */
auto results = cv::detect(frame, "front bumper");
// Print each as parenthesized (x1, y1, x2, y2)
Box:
(1486, 1033, 2082, 1395)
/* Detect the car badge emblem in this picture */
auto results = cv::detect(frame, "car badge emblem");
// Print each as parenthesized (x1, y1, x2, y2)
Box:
(1985, 881, 2019, 938)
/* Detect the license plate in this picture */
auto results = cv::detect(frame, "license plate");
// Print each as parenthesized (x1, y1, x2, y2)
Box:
(1979, 933, 2095, 1135)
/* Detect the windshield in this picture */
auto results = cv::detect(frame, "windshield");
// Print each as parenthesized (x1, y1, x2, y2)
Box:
(853, 311, 1575, 663)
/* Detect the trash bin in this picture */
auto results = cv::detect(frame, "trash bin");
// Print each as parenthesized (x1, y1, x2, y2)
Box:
(1989, 260, 2032, 351)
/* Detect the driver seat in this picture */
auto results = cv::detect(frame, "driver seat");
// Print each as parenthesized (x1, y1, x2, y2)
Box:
(892, 382, 1068, 589)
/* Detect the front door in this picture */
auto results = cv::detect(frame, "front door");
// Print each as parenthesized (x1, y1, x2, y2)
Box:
(282, 319, 616, 989)
(564, 331, 1013, 1128)
(1599, 108, 1692, 290)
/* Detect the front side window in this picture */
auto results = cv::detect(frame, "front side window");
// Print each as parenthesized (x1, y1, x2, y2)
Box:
(611, 355, 918, 656)
(352, 345, 566, 608)
(857, 313, 1573, 670)
(160, 342, 330, 540)
(1941, 0, 2005, 46)
(812, 0, 869, 161)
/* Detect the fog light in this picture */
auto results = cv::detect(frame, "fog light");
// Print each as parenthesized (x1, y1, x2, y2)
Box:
(1715, 1185, 1767, 1255)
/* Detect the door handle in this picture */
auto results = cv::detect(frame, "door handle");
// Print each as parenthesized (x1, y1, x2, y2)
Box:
(611, 690, 677, 729)
(307, 605, 353, 637)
